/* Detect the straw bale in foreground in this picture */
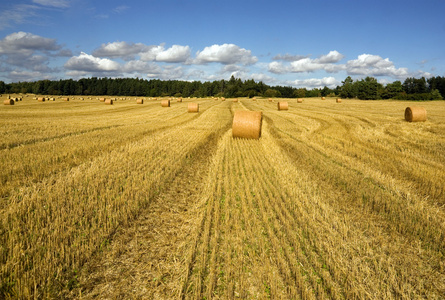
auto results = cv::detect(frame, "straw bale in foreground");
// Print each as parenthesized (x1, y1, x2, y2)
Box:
(232, 111, 262, 139)
(277, 101, 289, 110)
(161, 99, 170, 107)
(188, 102, 199, 113)
(405, 106, 427, 122)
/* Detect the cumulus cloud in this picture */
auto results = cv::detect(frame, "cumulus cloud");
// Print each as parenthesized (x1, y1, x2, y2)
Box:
(345, 54, 409, 78)
(195, 44, 257, 65)
(93, 41, 150, 60)
(32, 0, 70, 8)
(93, 42, 191, 63)
(0, 31, 61, 55)
(315, 50, 344, 64)
(288, 77, 340, 88)
(268, 50, 344, 74)
(155, 45, 191, 63)
(0, 32, 68, 76)
(64, 52, 120, 72)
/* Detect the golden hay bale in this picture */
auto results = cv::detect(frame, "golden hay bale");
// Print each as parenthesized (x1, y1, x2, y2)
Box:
(321, 97, 326, 100)
(232, 111, 262, 139)
(222, 97, 226, 101)
(297, 98, 303, 103)
(405, 106, 427, 122)
(3, 99, 14, 105)
(105, 99, 113, 105)
(268, 98, 273, 102)
(336, 98, 342, 103)
(38, 97, 45, 102)
(99, 98, 105, 102)
(61, 97, 69, 101)
(188, 102, 199, 113)
(136, 99, 144, 104)
(161, 99, 170, 107)
(177, 98, 182, 102)
(233, 98, 238, 102)
(277, 101, 289, 110)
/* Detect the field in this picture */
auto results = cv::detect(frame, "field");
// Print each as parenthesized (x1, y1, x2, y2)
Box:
(1, 95, 444, 299)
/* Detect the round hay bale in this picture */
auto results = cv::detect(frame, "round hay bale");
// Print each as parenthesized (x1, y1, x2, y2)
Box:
(268, 98, 273, 102)
(188, 102, 199, 113)
(105, 99, 113, 105)
(297, 98, 303, 103)
(161, 99, 170, 107)
(38, 97, 45, 102)
(136, 99, 144, 104)
(3, 99, 14, 105)
(177, 98, 182, 102)
(277, 101, 288, 110)
(336, 98, 342, 103)
(232, 111, 262, 139)
(99, 98, 105, 102)
(405, 106, 427, 122)
(321, 97, 326, 100)
(222, 97, 226, 101)
(61, 97, 69, 101)
(233, 98, 238, 102)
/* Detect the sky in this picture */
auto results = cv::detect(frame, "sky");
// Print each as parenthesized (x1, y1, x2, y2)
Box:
(0, 0, 444, 89)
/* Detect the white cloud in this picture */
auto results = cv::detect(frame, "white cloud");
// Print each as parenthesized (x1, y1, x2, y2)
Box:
(268, 50, 345, 74)
(93, 41, 149, 60)
(268, 61, 289, 74)
(288, 77, 340, 88)
(0, 31, 61, 55)
(195, 44, 257, 65)
(32, 0, 70, 8)
(315, 50, 344, 64)
(0, 32, 67, 75)
(272, 53, 309, 62)
(155, 45, 191, 63)
(9, 70, 53, 81)
(345, 54, 410, 78)
(64, 52, 120, 72)
(139, 45, 165, 61)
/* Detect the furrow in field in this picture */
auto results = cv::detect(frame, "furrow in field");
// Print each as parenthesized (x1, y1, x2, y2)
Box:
(254, 110, 445, 297)
(0, 100, 219, 201)
(244, 100, 445, 254)
(0, 101, 232, 299)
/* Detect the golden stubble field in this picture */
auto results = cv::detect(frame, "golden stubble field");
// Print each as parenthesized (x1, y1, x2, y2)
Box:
(0, 95, 444, 299)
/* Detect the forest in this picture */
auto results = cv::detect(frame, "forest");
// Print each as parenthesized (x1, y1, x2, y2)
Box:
(0, 75, 444, 100)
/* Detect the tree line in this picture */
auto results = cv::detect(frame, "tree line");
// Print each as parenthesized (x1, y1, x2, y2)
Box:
(0, 75, 443, 100)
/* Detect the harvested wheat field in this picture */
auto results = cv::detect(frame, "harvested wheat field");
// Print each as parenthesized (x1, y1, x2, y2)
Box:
(0, 96, 444, 299)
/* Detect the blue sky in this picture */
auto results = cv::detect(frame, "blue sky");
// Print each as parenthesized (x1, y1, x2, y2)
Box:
(0, 0, 444, 89)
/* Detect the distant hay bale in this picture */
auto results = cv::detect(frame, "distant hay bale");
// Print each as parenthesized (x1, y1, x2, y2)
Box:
(233, 98, 238, 102)
(297, 98, 303, 103)
(3, 99, 14, 105)
(405, 106, 427, 122)
(61, 97, 69, 101)
(99, 98, 105, 102)
(177, 98, 182, 102)
(161, 99, 170, 107)
(222, 97, 226, 101)
(277, 101, 288, 110)
(232, 111, 262, 139)
(136, 99, 144, 104)
(268, 98, 273, 102)
(38, 97, 45, 102)
(188, 102, 199, 113)
(321, 97, 326, 100)
(336, 98, 342, 103)
(105, 99, 113, 105)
